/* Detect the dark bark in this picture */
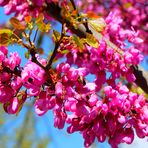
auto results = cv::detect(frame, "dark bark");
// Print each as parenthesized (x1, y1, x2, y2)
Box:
(132, 66, 148, 94)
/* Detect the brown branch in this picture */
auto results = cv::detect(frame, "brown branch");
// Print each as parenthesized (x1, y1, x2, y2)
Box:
(29, 47, 45, 70)
(3, 66, 21, 77)
(45, 2, 148, 94)
(33, 29, 38, 43)
(46, 2, 86, 38)
(132, 65, 148, 94)
(70, 0, 77, 10)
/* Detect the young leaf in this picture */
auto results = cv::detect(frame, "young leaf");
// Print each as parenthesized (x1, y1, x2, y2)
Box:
(10, 17, 25, 30)
(88, 18, 106, 33)
(84, 33, 99, 48)
(0, 29, 13, 35)
(60, 49, 69, 54)
(25, 52, 30, 59)
(72, 35, 84, 52)
(0, 29, 13, 45)
(0, 34, 10, 45)
(35, 13, 50, 33)
(24, 15, 32, 23)
(52, 30, 61, 43)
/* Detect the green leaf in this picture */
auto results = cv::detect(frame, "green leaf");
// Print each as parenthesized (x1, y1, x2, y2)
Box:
(52, 30, 61, 43)
(60, 49, 69, 54)
(0, 29, 13, 35)
(27, 22, 34, 30)
(0, 34, 9, 45)
(72, 35, 84, 52)
(25, 52, 30, 59)
(84, 33, 99, 48)
(35, 14, 50, 32)
(88, 18, 106, 33)
(0, 29, 13, 45)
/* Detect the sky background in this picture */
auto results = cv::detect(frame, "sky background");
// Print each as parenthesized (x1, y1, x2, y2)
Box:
(0, 6, 148, 148)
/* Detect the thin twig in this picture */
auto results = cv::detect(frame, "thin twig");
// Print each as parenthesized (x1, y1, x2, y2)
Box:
(45, 23, 66, 70)
(13, 32, 45, 70)
(70, 0, 76, 10)
(33, 29, 38, 43)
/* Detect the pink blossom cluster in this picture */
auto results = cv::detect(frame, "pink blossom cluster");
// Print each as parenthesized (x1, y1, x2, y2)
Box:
(0, 46, 22, 113)
(0, 1, 147, 54)
(0, 0, 60, 20)
(51, 30, 147, 146)
(0, 35, 147, 147)
(47, 61, 148, 147)
(76, 0, 148, 55)
(0, 46, 46, 114)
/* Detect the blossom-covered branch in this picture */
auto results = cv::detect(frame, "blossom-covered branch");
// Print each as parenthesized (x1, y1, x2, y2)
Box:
(0, 1, 148, 147)
(46, 1, 148, 94)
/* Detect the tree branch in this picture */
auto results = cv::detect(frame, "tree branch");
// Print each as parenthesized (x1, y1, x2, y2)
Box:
(45, 23, 65, 70)
(45, 2, 148, 94)
(132, 65, 148, 94)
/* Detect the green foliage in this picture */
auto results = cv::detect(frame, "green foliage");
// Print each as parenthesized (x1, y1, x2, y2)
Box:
(35, 14, 51, 33)
(88, 18, 106, 33)
(0, 29, 13, 45)
(52, 30, 61, 43)
(83, 33, 99, 48)
(72, 35, 84, 52)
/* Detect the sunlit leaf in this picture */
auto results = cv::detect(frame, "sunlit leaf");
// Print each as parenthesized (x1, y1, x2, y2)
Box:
(10, 17, 25, 30)
(0, 34, 10, 45)
(0, 29, 13, 35)
(130, 85, 148, 99)
(27, 22, 34, 30)
(72, 35, 84, 52)
(84, 33, 99, 48)
(35, 13, 50, 33)
(0, 29, 13, 45)
(52, 30, 61, 43)
(24, 15, 33, 30)
(88, 18, 106, 32)
(36, 13, 44, 23)
(60, 49, 69, 54)
(25, 52, 30, 59)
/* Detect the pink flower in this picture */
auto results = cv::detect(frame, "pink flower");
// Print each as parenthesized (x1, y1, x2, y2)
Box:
(54, 111, 67, 129)
(35, 91, 56, 116)
(4, 97, 19, 114)
(55, 82, 63, 98)
(0, 86, 14, 103)
(4, 52, 21, 70)
(88, 94, 98, 107)
(0, 46, 8, 63)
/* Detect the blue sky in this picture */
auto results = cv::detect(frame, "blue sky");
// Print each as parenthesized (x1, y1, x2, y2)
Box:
(0, 6, 148, 148)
